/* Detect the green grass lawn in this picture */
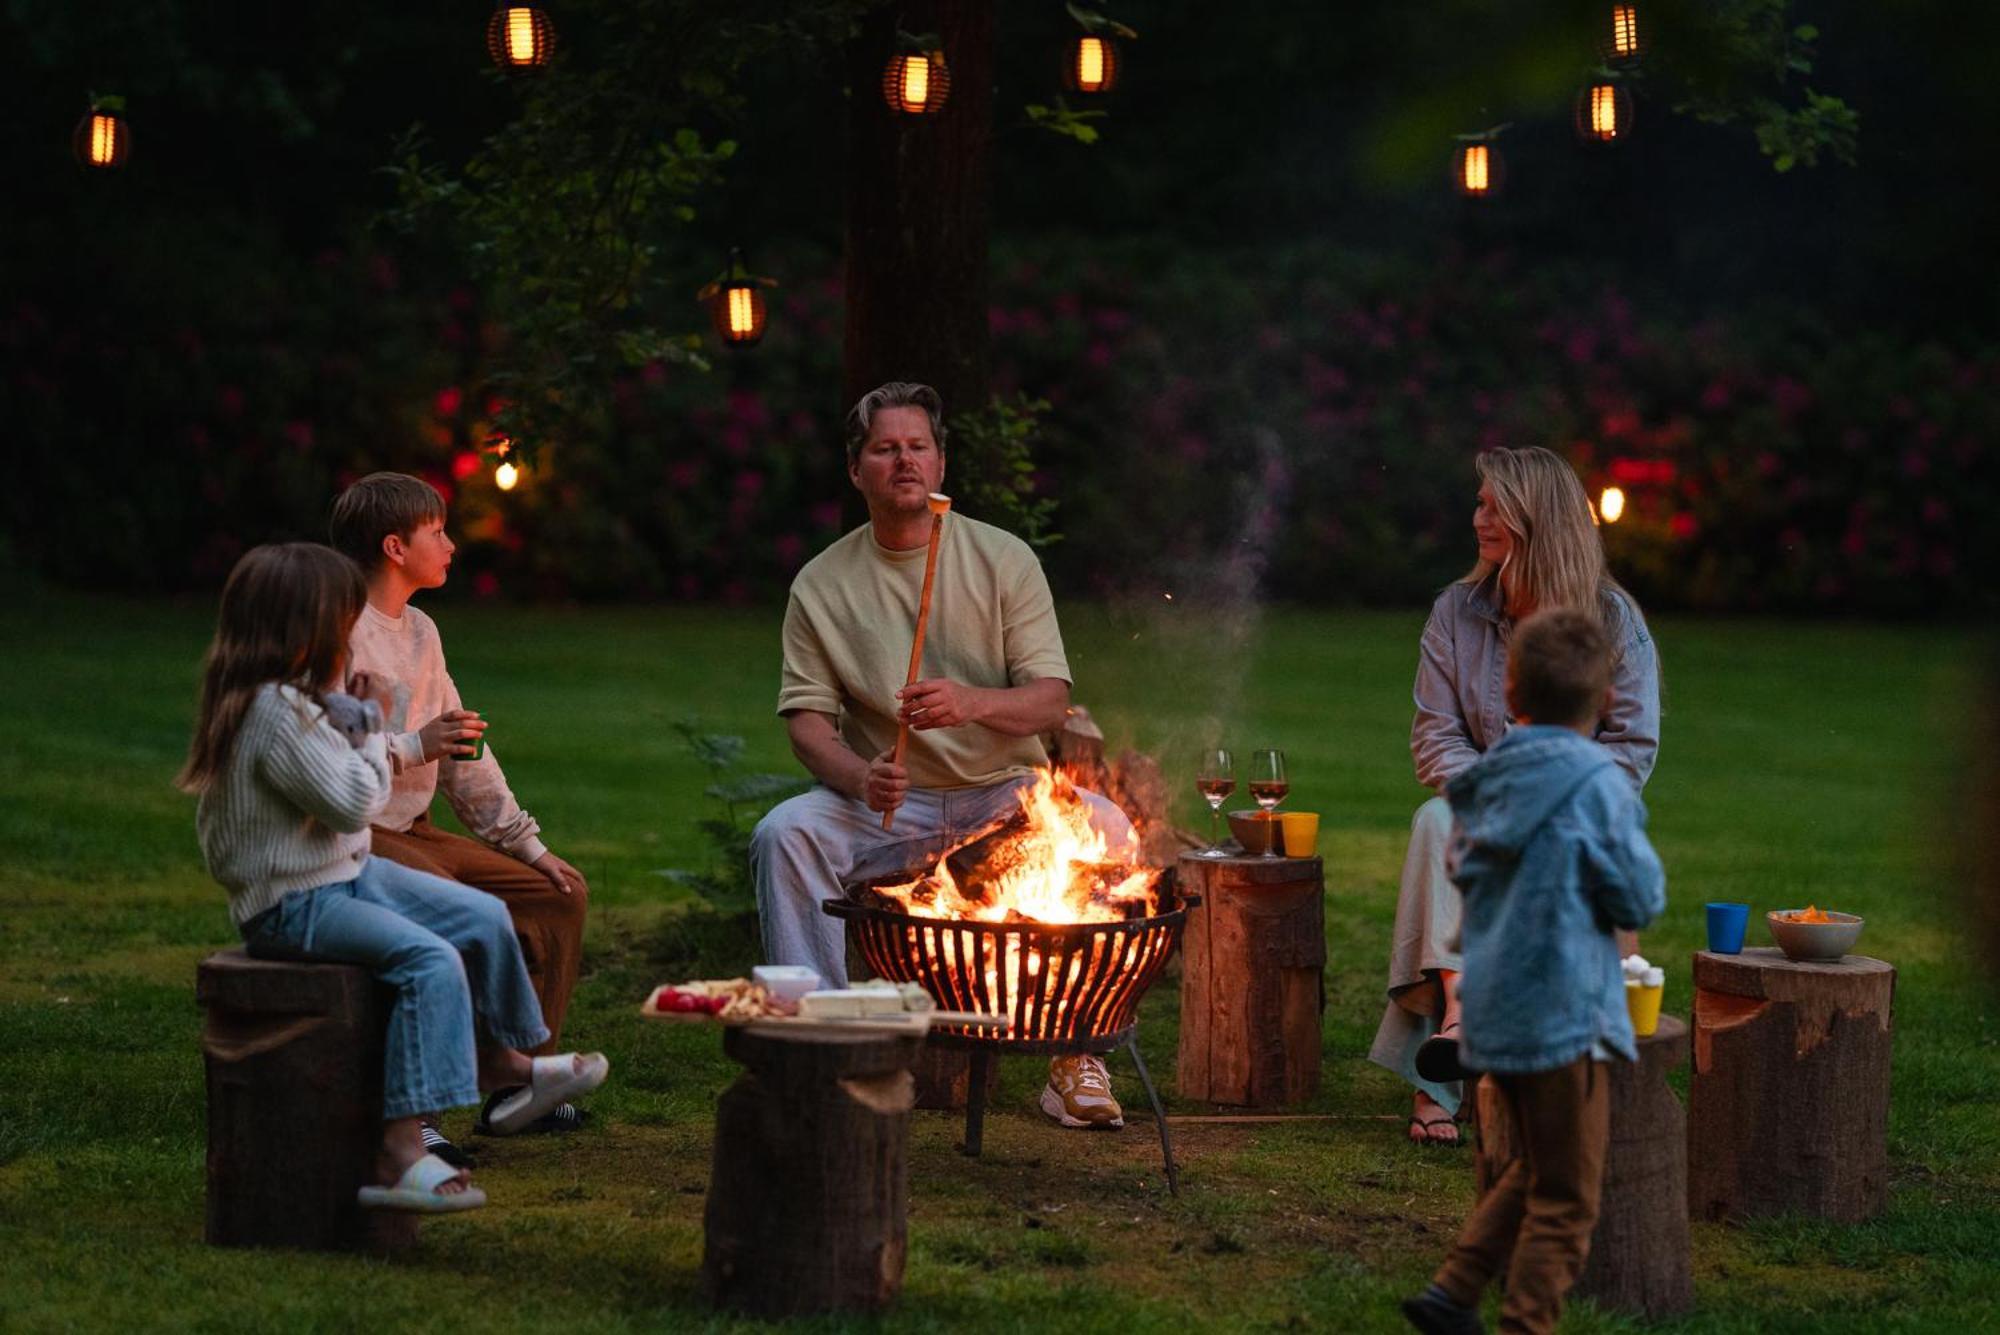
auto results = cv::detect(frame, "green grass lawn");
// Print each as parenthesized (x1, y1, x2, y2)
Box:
(1, 586, 1995, 1332)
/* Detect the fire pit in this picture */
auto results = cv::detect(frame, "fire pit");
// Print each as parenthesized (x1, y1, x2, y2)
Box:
(822, 770, 1194, 1192)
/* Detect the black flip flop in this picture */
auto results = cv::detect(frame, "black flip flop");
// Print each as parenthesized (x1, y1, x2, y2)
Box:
(1408, 1111, 1461, 1148)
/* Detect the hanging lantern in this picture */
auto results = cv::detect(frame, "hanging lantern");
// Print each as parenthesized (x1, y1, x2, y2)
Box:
(1598, 486, 1626, 523)
(495, 460, 521, 491)
(487, 4, 556, 72)
(698, 249, 777, 348)
(1575, 81, 1634, 143)
(72, 99, 131, 169)
(882, 48, 951, 116)
(1451, 127, 1509, 198)
(1602, 5, 1644, 62)
(1063, 35, 1121, 94)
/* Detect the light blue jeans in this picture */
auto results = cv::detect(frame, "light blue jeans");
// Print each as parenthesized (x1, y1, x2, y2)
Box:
(240, 856, 549, 1119)
(750, 776, 1134, 988)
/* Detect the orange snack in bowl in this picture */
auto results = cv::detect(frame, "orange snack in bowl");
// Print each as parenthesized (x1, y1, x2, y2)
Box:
(1779, 904, 1834, 924)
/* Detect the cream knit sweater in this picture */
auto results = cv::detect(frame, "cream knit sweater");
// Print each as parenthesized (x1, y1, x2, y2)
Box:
(196, 684, 392, 926)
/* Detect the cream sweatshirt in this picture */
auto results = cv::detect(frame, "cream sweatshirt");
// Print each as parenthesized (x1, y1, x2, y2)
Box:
(347, 602, 547, 865)
(196, 684, 392, 926)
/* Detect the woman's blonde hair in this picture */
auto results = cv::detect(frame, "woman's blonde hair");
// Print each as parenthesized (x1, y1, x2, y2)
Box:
(176, 543, 366, 793)
(1464, 446, 1635, 625)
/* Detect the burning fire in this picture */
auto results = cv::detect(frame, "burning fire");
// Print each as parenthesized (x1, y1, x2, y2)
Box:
(872, 769, 1163, 923)
(1778, 904, 1834, 923)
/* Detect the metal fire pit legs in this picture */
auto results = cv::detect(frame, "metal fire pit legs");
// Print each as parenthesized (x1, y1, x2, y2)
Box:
(951, 1037, 1181, 1196)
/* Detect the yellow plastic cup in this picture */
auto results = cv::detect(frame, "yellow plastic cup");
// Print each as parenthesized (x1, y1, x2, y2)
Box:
(1626, 981, 1664, 1038)
(1279, 812, 1320, 859)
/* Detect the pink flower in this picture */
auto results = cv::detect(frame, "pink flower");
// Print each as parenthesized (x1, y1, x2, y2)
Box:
(668, 461, 701, 488)
(1769, 377, 1812, 420)
(1087, 341, 1114, 369)
(734, 470, 765, 498)
(810, 500, 844, 530)
(451, 452, 481, 481)
(472, 571, 500, 599)
(641, 359, 668, 387)
(284, 421, 314, 452)
(1901, 448, 1930, 478)
(1699, 380, 1731, 412)
(728, 389, 770, 429)
(1565, 330, 1598, 365)
(774, 533, 805, 566)
(721, 423, 752, 458)
(218, 386, 246, 418)
(1923, 498, 1949, 525)
(1669, 513, 1697, 540)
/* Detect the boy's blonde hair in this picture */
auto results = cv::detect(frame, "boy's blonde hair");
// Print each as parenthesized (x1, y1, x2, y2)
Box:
(177, 543, 366, 793)
(1507, 608, 1612, 729)
(328, 472, 446, 572)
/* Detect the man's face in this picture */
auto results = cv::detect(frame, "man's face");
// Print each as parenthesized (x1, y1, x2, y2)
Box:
(849, 405, 945, 516)
(389, 517, 455, 589)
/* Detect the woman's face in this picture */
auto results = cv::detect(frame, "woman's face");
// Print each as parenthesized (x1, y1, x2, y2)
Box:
(1474, 481, 1513, 565)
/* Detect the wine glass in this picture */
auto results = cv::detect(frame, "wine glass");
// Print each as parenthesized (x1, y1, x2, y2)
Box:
(1249, 749, 1288, 858)
(1194, 749, 1234, 858)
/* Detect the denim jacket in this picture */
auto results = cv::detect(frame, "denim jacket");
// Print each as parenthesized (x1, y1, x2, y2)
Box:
(1448, 726, 1667, 1073)
(1412, 579, 1660, 793)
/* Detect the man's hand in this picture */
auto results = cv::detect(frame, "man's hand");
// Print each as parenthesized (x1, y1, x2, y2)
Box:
(897, 679, 986, 731)
(532, 851, 589, 897)
(864, 749, 910, 813)
(418, 709, 486, 762)
(345, 670, 394, 716)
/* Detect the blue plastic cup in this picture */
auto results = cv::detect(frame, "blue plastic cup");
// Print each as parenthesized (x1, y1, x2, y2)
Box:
(1705, 901, 1751, 955)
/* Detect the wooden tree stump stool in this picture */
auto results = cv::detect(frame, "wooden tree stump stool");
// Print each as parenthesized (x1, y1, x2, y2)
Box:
(1473, 1017, 1694, 1321)
(1176, 852, 1325, 1107)
(197, 947, 414, 1253)
(703, 1024, 922, 1317)
(1688, 948, 1895, 1223)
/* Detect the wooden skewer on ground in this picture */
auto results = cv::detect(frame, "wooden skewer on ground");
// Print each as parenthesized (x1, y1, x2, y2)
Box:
(883, 491, 952, 831)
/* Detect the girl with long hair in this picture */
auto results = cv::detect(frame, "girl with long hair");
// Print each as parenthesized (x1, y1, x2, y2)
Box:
(1369, 448, 1661, 1147)
(182, 543, 607, 1212)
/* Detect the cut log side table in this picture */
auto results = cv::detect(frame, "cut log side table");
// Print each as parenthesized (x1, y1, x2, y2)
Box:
(702, 1023, 922, 1317)
(1175, 851, 1326, 1107)
(197, 947, 415, 1254)
(1688, 947, 1895, 1224)
(1473, 1017, 1695, 1321)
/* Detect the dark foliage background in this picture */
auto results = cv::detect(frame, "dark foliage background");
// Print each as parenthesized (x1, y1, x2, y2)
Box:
(4, 0, 1995, 612)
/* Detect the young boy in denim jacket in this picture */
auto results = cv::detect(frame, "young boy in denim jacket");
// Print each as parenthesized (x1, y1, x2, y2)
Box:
(1403, 608, 1667, 1335)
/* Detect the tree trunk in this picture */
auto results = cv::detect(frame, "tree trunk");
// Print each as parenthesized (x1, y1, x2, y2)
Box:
(197, 948, 415, 1254)
(842, 0, 995, 419)
(703, 1025, 922, 1316)
(1688, 947, 1895, 1223)
(1175, 852, 1325, 1107)
(1473, 1018, 1695, 1320)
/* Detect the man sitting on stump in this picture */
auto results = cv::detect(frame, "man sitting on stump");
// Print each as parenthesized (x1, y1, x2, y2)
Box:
(751, 380, 1135, 1130)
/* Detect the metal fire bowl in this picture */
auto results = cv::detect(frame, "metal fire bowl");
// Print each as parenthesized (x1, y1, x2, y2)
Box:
(823, 896, 1197, 1056)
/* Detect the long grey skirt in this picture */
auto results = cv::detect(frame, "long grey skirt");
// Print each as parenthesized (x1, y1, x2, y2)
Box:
(1366, 795, 1465, 1114)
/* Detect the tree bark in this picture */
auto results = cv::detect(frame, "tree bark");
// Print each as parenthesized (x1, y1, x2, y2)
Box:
(1473, 1018, 1695, 1320)
(1175, 852, 1325, 1107)
(703, 1025, 922, 1315)
(1687, 947, 1895, 1223)
(842, 0, 995, 420)
(197, 948, 415, 1254)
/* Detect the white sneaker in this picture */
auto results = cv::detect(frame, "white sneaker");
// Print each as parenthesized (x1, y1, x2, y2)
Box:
(1040, 1053, 1124, 1129)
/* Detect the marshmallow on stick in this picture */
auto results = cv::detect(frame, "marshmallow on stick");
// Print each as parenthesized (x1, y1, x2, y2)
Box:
(883, 492, 952, 831)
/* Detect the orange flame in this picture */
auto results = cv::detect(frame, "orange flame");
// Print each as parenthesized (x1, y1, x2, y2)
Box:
(873, 769, 1161, 924)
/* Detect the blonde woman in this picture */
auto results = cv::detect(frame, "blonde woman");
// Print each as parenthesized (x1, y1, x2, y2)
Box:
(1371, 447, 1660, 1147)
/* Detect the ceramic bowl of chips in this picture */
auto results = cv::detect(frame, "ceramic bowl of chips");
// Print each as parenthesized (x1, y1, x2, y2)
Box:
(1765, 908, 1864, 963)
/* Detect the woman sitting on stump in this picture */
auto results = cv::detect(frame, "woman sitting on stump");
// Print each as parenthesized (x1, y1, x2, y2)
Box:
(1369, 447, 1660, 1147)
(179, 543, 608, 1212)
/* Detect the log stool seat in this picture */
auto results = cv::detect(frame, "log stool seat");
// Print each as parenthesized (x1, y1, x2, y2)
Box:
(197, 946, 414, 1253)
(1473, 1017, 1694, 1321)
(1688, 947, 1895, 1223)
(1175, 851, 1326, 1107)
(703, 1024, 922, 1317)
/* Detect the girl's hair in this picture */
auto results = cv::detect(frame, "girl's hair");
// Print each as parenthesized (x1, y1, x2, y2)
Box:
(1463, 446, 1637, 625)
(176, 543, 366, 793)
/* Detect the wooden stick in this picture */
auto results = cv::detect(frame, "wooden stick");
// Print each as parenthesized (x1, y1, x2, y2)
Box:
(883, 493, 952, 831)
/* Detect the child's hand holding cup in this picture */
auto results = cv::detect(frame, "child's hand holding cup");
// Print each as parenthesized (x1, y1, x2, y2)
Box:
(421, 708, 487, 762)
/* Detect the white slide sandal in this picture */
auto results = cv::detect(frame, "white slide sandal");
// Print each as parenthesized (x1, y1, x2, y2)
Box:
(480, 1052, 610, 1136)
(357, 1152, 487, 1213)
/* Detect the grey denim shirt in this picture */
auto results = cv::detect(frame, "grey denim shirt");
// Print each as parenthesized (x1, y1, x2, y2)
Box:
(1411, 579, 1660, 793)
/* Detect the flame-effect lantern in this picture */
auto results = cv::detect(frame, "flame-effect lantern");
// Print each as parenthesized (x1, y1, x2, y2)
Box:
(1453, 141, 1505, 198)
(488, 5, 556, 71)
(73, 108, 130, 169)
(1602, 5, 1643, 62)
(495, 460, 521, 491)
(1598, 486, 1626, 523)
(1575, 81, 1634, 143)
(1063, 35, 1121, 93)
(698, 250, 776, 348)
(882, 49, 951, 116)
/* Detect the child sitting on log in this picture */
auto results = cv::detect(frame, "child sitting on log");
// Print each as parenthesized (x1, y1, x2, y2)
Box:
(179, 543, 608, 1214)
(1402, 608, 1666, 1335)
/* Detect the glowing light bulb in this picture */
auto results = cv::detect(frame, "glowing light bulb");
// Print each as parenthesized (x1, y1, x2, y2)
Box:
(90, 115, 117, 165)
(1600, 486, 1626, 523)
(1612, 6, 1639, 57)
(505, 8, 537, 64)
(1077, 38, 1106, 91)
(495, 461, 520, 491)
(900, 56, 929, 110)
(1461, 144, 1491, 194)
(1591, 85, 1620, 138)
(727, 287, 755, 336)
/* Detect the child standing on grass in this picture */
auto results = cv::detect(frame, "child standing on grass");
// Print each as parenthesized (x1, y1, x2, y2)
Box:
(328, 472, 594, 1147)
(1402, 609, 1667, 1335)
(179, 543, 608, 1213)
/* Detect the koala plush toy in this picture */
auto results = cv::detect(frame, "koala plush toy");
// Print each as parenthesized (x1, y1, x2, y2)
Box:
(320, 692, 384, 750)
